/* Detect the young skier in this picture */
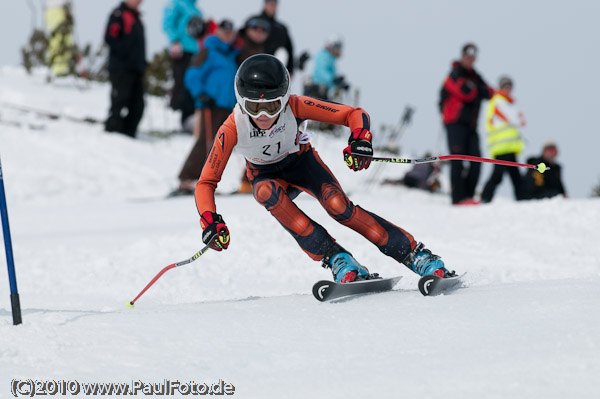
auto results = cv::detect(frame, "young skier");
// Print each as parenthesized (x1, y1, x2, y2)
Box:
(195, 54, 453, 283)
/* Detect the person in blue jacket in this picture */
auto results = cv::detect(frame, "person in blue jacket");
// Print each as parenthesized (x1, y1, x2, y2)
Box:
(162, 0, 203, 131)
(305, 35, 349, 100)
(173, 20, 239, 195)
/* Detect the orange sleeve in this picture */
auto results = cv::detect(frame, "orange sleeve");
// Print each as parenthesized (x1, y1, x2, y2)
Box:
(194, 112, 238, 215)
(288, 95, 371, 132)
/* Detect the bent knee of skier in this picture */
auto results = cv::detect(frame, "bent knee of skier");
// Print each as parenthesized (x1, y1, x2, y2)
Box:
(254, 179, 315, 236)
(321, 187, 354, 221)
(253, 180, 285, 209)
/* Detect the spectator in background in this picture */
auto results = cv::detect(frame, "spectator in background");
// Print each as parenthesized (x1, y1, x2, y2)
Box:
(481, 76, 526, 203)
(382, 153, 441, 193)
(173, 20, 239, 195)
(304, 35, 349, 101)
(251, 0, 294, 76)
(234, 16, 272, 194)
(104, 0, 146, 138)
(439, 43, 494, 205)
(237, 16, 271, 64)
(523, 142, 567, 199)
(163, 0, 203, 132)
(45, 0, 75, 77)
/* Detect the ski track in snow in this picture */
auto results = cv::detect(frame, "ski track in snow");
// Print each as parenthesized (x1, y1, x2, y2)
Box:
(1, 67, 599, 398)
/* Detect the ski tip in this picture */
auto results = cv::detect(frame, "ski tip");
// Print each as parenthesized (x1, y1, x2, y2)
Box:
(312, 280, 333, 302)
(418, 275, 441, 296)
(126, 301, 135, 309)
(418, 273, 464, 296)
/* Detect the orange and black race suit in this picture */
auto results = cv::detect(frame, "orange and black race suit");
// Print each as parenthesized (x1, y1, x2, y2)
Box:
(195, 95, 416, 263)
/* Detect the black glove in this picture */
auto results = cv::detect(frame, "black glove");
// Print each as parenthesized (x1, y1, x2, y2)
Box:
(343, 128, 373, 171)
(200, 211, 230, 251)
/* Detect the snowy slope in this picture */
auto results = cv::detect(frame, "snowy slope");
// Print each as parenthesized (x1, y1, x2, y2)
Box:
(1, 67, 599, 398)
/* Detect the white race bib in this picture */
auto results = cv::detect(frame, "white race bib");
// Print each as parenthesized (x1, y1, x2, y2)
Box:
(234, 104, 301, 165)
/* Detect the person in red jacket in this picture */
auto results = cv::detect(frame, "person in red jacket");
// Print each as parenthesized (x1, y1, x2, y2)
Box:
(104, 0, 146, 138)
(439, 43, 494, 205)
(194, 54, 455, 284)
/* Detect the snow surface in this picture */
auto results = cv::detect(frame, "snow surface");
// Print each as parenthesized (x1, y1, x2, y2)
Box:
(1, 67, 599, 398)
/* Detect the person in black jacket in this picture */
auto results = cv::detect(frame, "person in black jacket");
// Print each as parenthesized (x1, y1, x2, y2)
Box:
(237, 16, 270, 65)
(523, 142, 567, 199)
(439, 43, 494, 205)
(249, 0, 294, 76)
(104, 0, 146, 138)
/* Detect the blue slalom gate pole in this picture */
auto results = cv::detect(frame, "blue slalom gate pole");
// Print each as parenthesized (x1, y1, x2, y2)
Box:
(0, 154, 22, 325)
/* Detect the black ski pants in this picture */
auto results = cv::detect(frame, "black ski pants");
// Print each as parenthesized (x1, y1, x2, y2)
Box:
(105, 69, 145, 138)
(445, 123, 481, 204)
(481, 153, 524, 202)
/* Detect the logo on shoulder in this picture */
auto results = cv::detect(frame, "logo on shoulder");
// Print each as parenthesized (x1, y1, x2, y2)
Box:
(316, 104, 339, 113)
(303, 99, 339, 113)
(217, 131, 226, 150)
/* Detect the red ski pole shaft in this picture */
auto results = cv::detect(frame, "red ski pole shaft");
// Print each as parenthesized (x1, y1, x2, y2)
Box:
(127, 242, 213, 308)
(366, 154, 549, 173)
(438, 155, 546, 171)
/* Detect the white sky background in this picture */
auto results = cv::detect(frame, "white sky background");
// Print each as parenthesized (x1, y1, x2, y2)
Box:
(1, 0, 599, 198)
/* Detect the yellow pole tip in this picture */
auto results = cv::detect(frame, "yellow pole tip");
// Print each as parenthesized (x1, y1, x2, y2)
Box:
(537, 163, 547, 173)
(126, 301, 135, 308)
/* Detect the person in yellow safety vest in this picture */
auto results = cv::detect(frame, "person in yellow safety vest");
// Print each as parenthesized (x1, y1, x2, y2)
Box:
(45, 0, 75, 77)
(480, 76, 526, 203)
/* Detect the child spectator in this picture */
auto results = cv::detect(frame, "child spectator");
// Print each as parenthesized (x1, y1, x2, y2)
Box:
(173, 20, 238, 195)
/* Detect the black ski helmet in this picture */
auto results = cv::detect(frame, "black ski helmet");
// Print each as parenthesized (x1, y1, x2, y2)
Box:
(234, 54, 290, 117)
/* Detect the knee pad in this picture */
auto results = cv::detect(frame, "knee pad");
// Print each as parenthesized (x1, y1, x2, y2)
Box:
(321, 183, 353, 221)
(254, 180, 281, 209)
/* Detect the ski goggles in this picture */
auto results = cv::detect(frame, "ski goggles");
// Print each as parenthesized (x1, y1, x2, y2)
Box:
(242, 97, 284, 118)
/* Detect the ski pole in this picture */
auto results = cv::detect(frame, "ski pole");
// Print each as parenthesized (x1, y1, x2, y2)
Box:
(363, 154, 549, 173)
(126, 240, 214, 308)
(0, 155, 22, 325)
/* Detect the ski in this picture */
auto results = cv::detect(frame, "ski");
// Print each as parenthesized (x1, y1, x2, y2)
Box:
(312, 275, 402, 302)
(418, 273, 465, 296)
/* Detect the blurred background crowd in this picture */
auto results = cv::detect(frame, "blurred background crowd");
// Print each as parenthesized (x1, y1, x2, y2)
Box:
(9, 0, 588, 203)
